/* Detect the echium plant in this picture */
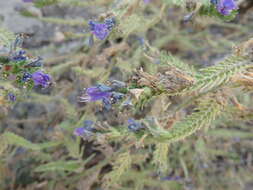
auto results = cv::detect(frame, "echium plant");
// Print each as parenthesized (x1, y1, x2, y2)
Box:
(73, 0, 244, 141)
(0, 32, 52, 104)
(67, 0, 253, 188)
(1, 0, 252, 189)
(74, 40, 253, 189)
(77, 38, 253, 140)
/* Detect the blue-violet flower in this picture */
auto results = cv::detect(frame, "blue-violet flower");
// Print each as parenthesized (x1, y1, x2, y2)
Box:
(89, 21, 109, 40)
(80, 85, 112, 102)
(80, 83, 125, 110)
(212, 0, 238, 15)
(32, 71, 51, 88)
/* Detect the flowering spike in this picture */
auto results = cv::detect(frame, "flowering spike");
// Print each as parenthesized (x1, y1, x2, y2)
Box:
(81, 86, 111, 102)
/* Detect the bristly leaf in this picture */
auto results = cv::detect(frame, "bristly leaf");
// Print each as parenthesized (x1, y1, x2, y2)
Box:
(118, 14, 146, 37)
(159, 51, 196, 76)
(3, 132, 60, 150)
(103, 151, 132, 188)
(147, 98, 224, 143)
(152, 143, 169, 173)
(180, 55, 252, 95)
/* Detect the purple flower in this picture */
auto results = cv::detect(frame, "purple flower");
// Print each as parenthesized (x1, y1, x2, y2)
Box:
(214, 0, 238, 15)
(32, 71, 51, 88)
(80, 82, 125, 110)
(80, 85, 112, 102)
(73, 120, 95, 138)
(74, 127, 86, 137)
(8, 93, 16, 102)
(89, 21, 109, 40)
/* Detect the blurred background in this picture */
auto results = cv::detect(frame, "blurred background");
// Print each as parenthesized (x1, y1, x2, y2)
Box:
(0, 0, 253, 189)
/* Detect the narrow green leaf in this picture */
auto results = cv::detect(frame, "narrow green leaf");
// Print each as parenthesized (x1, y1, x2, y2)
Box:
(3, 132, 60, 150)
(35, 160, 81, 172)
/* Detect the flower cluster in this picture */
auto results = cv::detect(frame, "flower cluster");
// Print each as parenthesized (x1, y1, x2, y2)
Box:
(88, 17, 116, 40)
(211, 0, 238, 15)
(80, 80, 125, 110)
(0, 35, 52, 102)
(73, 117, 146, 141)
